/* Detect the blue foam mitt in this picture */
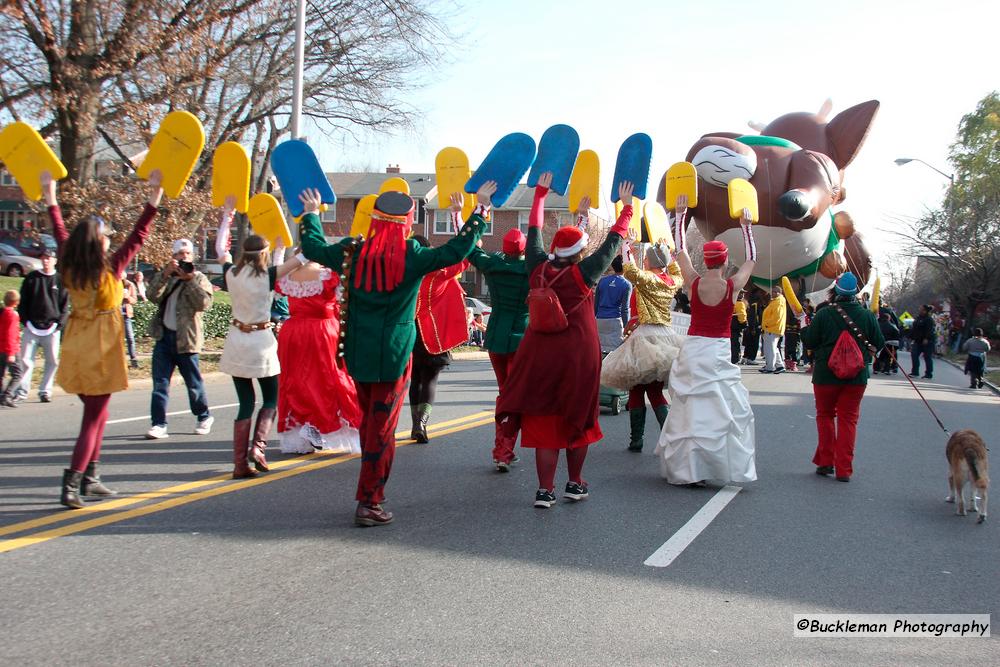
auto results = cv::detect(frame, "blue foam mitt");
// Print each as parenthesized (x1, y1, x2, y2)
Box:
(527, 124, 579, 196)
(270, 139, 336, 217)
(465, 133, 536, 207)
(611, 133, 653, 201)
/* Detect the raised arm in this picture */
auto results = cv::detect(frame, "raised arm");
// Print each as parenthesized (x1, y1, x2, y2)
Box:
(578, 181, 633, 285)
(728, 208, 757, 303)
(672, 194, 698, 287)
(408, 181, 496, 276)
(524, 174, 552, 272)
(111, 171, 164, 276)
(298, 188, 351, 268)
(41, 172, 68, 247)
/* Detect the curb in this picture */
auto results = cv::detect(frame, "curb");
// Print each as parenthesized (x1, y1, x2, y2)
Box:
(940, 358, 1000, 397)
(452, 351, 490, 361)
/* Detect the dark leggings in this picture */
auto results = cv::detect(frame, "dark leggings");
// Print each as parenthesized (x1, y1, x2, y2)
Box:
(409, 363, 444, 408)
(627, 382, 667, 410)
(535, 446, 589, 490)
(70, 394, 112, 472)
(232, 375, 279, 420)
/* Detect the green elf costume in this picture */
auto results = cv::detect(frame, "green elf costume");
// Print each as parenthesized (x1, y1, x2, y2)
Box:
(299, 187, 490, 526)
(466, 229, 530, 472)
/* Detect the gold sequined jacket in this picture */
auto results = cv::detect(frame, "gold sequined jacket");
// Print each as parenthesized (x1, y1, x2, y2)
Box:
(622, 262, 683, 326)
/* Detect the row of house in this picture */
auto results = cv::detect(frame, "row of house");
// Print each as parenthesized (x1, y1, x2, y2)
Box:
(0, 163, 612, 301)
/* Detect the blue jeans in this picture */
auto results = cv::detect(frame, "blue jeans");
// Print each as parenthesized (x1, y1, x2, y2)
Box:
(151, 328, 210, 427)
(123, 316, 137, 360)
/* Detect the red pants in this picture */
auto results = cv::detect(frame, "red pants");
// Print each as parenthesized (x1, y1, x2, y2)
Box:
(70, 394, 112, 472)
(489, 352, 519, 463)
(812, 383, 866, 478)
(355, 361, 411, 505)
(627, 381, 667, 410)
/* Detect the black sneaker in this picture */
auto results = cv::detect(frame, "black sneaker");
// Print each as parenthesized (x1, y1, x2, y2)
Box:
(40, 394, 51, 403)
(758, 368, 774, 374)
(815, 465, 834, 476)
(495, 460, 510, 473)
(0, 396, 15, 408)
(534, 489, 556, 508)
(564, 481, 589, 501)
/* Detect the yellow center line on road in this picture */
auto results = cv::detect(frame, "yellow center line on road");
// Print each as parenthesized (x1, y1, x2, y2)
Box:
(0, 410, 494, 543)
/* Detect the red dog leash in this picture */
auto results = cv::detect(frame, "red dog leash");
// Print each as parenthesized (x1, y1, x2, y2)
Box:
(887, 347, 949, 435)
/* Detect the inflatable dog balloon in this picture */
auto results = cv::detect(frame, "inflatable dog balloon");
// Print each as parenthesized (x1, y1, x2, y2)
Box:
(658, 100, 878, 291)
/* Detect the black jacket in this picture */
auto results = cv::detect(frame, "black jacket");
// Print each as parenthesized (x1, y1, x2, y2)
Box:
(18, 270, 69, 330)
(878, 319, 900, 341)
(911, 313, 936, 344)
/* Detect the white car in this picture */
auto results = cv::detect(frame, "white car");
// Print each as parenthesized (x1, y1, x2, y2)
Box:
(0, 243, 42, 277)
(465, 297, 491, 326)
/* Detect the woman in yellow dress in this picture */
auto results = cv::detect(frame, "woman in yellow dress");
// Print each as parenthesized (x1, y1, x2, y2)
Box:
(41, 171, 163, 508)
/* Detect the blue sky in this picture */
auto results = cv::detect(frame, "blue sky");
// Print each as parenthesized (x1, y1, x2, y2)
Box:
(310, 0, 999, 277)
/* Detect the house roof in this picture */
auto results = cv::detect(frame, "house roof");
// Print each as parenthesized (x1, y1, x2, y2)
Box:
(326, 172, 437, 199)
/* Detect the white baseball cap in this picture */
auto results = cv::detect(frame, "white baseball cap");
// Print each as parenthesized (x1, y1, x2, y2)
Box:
(172, 239, 194, 254)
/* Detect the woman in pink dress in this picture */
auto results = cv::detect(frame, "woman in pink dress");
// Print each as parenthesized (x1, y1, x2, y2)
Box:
(275, 261, 362, 454)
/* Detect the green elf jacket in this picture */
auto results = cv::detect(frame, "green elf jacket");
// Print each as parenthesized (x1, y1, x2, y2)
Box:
(800, 298, 885, 386)
(300, 211, 487, 383)
(467, 247, 529, 355)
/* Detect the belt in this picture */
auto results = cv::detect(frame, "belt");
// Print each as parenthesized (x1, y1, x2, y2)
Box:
(232, 319, 274, 333)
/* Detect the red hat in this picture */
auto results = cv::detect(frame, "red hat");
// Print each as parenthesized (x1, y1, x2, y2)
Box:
(703, 240, 729, 268)
(548, 225, 589, 260)
(503, 229, 526, 255)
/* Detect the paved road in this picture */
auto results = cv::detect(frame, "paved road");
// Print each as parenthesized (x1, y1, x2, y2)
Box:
(1, 359, 997, 665)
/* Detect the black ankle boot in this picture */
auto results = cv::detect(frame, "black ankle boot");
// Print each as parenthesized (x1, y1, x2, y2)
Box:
(61, 469, 85, 509)
(628, 407, 646, 452)
(81, 461, 117, 497)
(413, 403, 430, 444)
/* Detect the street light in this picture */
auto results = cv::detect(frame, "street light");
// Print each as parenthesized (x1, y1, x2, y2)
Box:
(894, 158, 954, 185)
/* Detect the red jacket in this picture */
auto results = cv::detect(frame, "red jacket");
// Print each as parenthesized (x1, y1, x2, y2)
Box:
(1, 306, 20, 356)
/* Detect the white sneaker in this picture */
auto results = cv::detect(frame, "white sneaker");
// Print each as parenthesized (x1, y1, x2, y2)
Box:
(146, 424, 169, 439)
(194, 416, 214, 435)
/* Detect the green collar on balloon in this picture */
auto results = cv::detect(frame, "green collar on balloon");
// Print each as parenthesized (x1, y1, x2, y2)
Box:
(737, 135, 802, 151)
(750, 210, 840, 288)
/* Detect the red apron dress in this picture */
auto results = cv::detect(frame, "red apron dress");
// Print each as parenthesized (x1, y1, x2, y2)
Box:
(497, 262, 602, 449)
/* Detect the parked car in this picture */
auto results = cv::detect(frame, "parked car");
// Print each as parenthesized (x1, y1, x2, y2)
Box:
(0, 233, 56, 259)
(465, 297, 491, 326)
(0, 243, 43, 276)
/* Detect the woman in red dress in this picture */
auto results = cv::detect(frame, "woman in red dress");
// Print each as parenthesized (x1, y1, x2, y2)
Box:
(275, 261, 362, 454)
(497, 173, 634, 508)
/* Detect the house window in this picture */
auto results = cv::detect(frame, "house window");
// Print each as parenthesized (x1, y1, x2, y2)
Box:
(433, 209, 492, 235)
(321, 208, 336, 223)
(518, 211, 530, 234)
(0, 170, 15, 186)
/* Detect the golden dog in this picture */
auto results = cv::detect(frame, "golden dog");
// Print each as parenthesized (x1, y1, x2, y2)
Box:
(945, 429, 989, 524)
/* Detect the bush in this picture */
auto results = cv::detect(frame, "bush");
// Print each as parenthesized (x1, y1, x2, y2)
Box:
(132, 300, 232, 339)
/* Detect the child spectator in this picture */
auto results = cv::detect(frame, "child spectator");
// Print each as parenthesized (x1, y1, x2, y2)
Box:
(1, 290, 23, 407)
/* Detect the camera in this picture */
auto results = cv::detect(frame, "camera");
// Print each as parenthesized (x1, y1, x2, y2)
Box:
(178, 261, 195, 274)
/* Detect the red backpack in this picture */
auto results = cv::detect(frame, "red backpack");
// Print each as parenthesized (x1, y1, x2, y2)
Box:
(527, 265, 590, 334)
(828, 304, 877, 380)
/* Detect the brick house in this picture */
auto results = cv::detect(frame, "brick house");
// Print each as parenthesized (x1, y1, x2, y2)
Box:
(0, 168, 36, 233)
(319, 166, 611, 300)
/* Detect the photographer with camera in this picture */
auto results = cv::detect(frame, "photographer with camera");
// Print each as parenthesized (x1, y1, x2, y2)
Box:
(146, 239, 215, 439)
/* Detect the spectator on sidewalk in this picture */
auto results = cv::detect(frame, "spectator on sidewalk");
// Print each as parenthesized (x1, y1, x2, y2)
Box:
(760, 286, 787, 374)
(121, 273, 139, 369)
(910, 304, 936, 379)
(133, 270, 147, 301)
(741, 296, 762, 364)
(731, 290, 748, 364)
(16, 247, 68, 403)
(0, 290, 23, 408)
(875, 312, 900, 375)
(145, 239, 215, 439)
(963, 328, 991, 389)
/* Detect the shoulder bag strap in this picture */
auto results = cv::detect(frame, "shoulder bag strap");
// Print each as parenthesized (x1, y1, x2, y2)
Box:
(832, 303, 877, 356)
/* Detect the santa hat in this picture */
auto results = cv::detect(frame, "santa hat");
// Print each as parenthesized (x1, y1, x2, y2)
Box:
(502, 228, 526, 256)
(703, 240, 729, 268)
(356, 191, 414, 292)
(548, 225, 589, 260)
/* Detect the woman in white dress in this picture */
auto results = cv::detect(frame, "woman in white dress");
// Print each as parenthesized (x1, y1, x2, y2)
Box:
(217, 206, 305, 478)
(655, 195, 758, 485)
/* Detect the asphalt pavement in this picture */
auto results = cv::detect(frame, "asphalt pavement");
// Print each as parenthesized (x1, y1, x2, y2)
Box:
(0, 358, 997, 665)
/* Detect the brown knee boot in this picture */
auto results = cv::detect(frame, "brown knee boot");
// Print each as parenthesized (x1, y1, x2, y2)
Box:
(249, 407, 275, 472)
(232, 419, 256, 479)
